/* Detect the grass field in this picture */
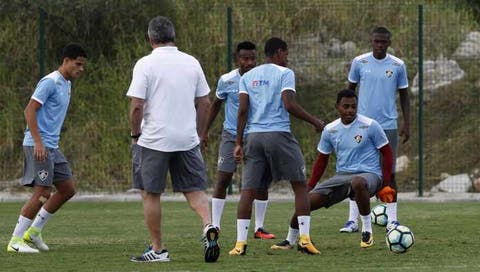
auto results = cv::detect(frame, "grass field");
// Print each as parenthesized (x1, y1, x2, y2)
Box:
(1, 200, 479, 272)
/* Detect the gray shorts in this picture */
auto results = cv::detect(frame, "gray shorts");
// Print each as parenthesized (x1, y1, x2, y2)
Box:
(384, 129, 398, 171)
(311, 172, 381, 208)
(217, 130, 237, 173)
(131, 144, 143, 190)
(242, 132, 306, 190)
(140, 145, 208, 194)
(22, 146, 73, 187)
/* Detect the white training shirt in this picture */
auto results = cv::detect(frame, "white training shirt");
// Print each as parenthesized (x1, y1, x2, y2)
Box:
(126, 46, 210, 152)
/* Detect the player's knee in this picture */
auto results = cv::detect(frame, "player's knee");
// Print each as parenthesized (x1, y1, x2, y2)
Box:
(38, 194, 50, 204)
(254, 188, 269, 200)
(63, 187, 76, 200)
(31, 191, 51, 207)
(351, 177, 367, 192)
(33, 187, 52, 204)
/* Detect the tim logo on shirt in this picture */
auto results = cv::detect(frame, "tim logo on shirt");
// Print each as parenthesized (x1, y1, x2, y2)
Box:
(252, 80, 270, 87)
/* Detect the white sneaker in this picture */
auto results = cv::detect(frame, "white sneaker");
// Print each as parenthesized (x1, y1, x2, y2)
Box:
(386, 220, 400, 233)
(23, 227, 49, 251)
(339, 220, 359, 233)
(130, 249, 170, 262)
(7, 237, 39, 253)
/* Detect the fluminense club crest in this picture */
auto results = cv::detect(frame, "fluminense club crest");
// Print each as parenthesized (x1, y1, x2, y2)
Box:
(354, 134, 363, 143)
(37, 169, 49, 182)
(385, 69, 393, 78)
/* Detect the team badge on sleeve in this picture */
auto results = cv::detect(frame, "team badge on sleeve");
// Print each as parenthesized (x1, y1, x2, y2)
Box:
(37, 169, 49, 182)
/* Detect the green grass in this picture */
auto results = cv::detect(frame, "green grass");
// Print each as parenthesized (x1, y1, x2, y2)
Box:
(1, 200, 479, 271)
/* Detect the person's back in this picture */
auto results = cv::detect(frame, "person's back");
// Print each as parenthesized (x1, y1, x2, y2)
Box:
(129, 47, 209, 151)
(127, 16, 218, 263)
(230, 37, 324, 256)
(240, 63, 293, 133)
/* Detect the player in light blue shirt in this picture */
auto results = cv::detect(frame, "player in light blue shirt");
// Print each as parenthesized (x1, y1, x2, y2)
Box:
(23, 72, 71, 148)
(201, 41, 276, 239)
(230, 37, 324, 256)
(343, 27, 411, 232)
(238, 63, 295, 133)
(7, 44, 87, 254)
(274, 89, 395, 250)
(317, 113, 388, 178)
(348, 38, 408, 130)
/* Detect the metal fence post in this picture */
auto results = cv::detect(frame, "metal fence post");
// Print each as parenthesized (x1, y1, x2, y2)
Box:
(227, 6, 233, 195)
(418, 4, 424, 197)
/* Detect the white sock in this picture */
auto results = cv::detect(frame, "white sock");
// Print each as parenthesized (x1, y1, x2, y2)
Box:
(254, 199, 268, 231)
(297, 215, 311, 236)
(387, 202, 398, 223)
(12, 215, 32, 238)
(236, 219, 250, 243)
(211, 198, 226, 229)
(349, 200, 359, 223)
(31, 207, 53, 231)
(286, 226, 299, 245)
(360, 214, 372, 233)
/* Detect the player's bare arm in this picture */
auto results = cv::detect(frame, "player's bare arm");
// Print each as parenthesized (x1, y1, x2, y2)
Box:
(129, 97, 144, 144)
(234, 93, 249, 162)
(398, 88, 410, 143)
(201, 97, 224, 149)
(281, 90, 325, 132)
(347, 82, 357, 91)
(24, 99, 46, 161)
(195, 95, 211, 149)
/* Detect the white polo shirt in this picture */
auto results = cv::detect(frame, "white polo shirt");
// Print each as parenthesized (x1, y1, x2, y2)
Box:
(126, 46, 210, 152)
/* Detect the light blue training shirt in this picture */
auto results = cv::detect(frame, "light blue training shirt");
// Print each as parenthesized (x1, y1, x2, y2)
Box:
(318, 114, 389, 177)
(216, 68, 241, 136)
(23, 71, 71, 148)
(239, 63, 295, 133)
(348, 52, 408, 130)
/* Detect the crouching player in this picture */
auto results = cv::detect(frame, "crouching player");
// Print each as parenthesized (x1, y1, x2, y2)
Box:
(271, 89, 395, 252)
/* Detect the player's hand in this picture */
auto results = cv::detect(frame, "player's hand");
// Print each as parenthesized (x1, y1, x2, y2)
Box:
(233, 144, 243, 163)
(377, 186, 396, 203)
(34, 142, 47, 161)
(400, 123, 410, 143)
(313, 118, 325, 133)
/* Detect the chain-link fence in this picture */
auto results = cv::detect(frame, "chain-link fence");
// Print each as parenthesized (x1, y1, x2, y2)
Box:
(0, 0, 478, 194)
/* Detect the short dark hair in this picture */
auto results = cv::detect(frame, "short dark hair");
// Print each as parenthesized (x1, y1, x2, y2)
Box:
(336, 89, 357, 104)
(372, 26, 391, 37)
(264, 37, 287, 57)
(236, 41, 256, 53)
(61, 43, 87, 63)
(148, 16, 175, 44)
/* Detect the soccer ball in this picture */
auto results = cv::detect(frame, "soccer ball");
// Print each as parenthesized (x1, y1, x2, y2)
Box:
(370, 204, 388, 226)
(386, 225, 415, 253)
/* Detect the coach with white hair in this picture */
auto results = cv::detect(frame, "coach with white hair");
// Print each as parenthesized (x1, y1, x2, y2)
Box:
(127, 16, 219, 263)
